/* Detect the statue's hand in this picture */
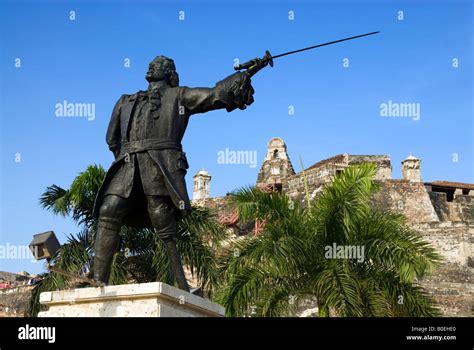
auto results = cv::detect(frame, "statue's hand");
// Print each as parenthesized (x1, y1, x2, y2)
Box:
(242, 77, 255, 107)
(229, 73, 255, 110)
(252, 58, 267, 69)
(216, 71, 257, 112)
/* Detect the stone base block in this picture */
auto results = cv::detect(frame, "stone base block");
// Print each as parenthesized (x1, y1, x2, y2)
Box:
(38, 282, 224, 317)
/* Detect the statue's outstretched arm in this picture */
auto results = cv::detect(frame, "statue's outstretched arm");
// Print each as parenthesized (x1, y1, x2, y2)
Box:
(180, 72, 255, 115)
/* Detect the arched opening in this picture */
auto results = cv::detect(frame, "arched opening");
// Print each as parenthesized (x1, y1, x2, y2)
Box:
(273, 149, 280, 159)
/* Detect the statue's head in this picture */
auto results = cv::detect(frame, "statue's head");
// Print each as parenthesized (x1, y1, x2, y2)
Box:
(146, 56, 179, 87)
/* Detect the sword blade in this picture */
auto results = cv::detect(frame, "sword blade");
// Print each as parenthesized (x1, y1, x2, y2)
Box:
(270, 31, 380, 60)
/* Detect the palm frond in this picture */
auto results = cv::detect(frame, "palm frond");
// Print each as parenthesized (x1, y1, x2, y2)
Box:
(39, 185, 70, 216)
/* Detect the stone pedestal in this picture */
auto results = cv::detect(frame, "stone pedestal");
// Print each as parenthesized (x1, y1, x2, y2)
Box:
(38, 282, 225, 317)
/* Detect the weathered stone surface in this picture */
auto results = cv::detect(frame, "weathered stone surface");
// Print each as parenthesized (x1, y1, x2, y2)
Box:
(348, 154, 392, 180)
(429, 192, 474, 223)
(412, 222, 473, 266)
(284, 154, 393, 204)
(257, 137, 295, 189)
(454, 195, 474, 223)
(419, 264, 473, 316)
(373, 180, 439, 223)
(38, 282, 225, 317)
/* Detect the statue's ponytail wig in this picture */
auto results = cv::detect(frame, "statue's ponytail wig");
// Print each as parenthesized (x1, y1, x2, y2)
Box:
(158, 56, 179, 87)
(168, 70, 179, 87)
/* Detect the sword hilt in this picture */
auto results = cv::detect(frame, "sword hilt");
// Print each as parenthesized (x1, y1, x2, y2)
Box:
(234, 50, 273, 74)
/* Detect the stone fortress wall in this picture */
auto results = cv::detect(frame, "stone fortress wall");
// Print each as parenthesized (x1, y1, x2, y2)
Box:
(193, 138, 473, 316)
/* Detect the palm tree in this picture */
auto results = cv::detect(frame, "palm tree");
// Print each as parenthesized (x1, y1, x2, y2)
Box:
(29, 165, 226, 316)
(216, 164, 441, 317)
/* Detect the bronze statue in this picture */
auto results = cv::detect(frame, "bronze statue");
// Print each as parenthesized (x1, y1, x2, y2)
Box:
(92, 56, 259, 291)
(92, 32, 379, 291)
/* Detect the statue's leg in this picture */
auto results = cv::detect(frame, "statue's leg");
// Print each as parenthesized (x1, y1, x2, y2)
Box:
(94, 195, 129, 284)
(147, 195, 189, 292)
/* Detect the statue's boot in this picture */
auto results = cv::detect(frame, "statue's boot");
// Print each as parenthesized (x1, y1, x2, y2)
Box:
(149, 196, 190, 293)
(93, 217, 121, 284)
(163, 237, 190, 293)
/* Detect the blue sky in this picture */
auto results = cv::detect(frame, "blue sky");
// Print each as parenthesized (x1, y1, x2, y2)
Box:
(0, 0, 472, 274)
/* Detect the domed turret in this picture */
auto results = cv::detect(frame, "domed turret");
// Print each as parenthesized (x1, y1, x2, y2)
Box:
(193, 168, 211, 200)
